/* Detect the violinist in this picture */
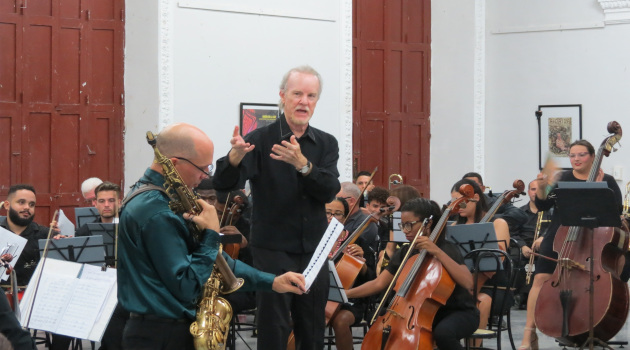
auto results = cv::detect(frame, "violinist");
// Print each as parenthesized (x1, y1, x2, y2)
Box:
(450, 178, 510, 343)
(326, 196, 377, 350)
(518, 140, 622, 350)
(364, 187, 392, 275)
(346, 198, 479, 350)
(216, 189, 256, 313)
(337, 182, 379, 254)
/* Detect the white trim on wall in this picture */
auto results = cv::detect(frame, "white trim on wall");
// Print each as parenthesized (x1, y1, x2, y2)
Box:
(339, 0, 353, 179)
(159, 0, 174, 128)
(178, 0, 337, 22)
(473, 0, 486, 176)
(599, 0, 630, 25)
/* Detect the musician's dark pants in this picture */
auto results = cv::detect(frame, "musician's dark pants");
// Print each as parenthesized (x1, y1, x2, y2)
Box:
(122, 317, 193, 350)
(0, 288, 35, 350)
(99, 303, 129, 350)
(252, 247, 328, 350)
(433, 308, 480, 350)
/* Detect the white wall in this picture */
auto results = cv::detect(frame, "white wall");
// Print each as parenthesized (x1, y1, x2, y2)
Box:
(430, 0, 478, 204)
(124, 0, 353, 189)
(431, 0, 630, 206)
(485, 0, 630, 206)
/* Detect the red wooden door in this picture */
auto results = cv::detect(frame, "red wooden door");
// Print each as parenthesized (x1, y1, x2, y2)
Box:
(0, 0, 124, 226)
(353, 0, 431, 197)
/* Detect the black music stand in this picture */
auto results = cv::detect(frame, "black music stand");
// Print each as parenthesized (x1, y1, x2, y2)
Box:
(327, 260, 348, 304)
(555, 183, 621, 350)
(445, 223, 504, 272)
(38, 236, 106, 266)
(74, 207, 99, 228)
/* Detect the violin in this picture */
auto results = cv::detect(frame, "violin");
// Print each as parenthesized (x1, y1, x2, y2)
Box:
(535, 121, 629, 344)
(362, 184, 474, 350)
(221, 194, 245, 260)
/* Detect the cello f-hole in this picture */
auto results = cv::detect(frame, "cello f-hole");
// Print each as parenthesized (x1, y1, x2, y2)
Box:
(406, 306, 415, 330)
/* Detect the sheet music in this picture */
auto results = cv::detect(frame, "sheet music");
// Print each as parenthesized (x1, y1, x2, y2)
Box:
(20, 258, 118, 342)
(0, 227, 27, 281)
(302, 218, 344, 290)
(58, 209, 75, 237)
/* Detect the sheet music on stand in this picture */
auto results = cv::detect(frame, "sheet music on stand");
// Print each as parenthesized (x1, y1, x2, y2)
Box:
(20, 258, 118, 342)
(327, 260, 348, 304)
(302, 218, 344, 290)
(0, 226, 27, 281)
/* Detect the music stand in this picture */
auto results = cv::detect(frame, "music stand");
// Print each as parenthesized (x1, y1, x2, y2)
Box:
(555, 183, 621, 350)
(327, 260, 348, 304)
(39, 236, 106, 266)
(74, 207, 99, 228)
(445, 223, 504, 272)
(85, 223, 116, 264)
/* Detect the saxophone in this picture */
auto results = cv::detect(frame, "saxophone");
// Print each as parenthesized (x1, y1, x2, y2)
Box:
(146, 131, 244, 350)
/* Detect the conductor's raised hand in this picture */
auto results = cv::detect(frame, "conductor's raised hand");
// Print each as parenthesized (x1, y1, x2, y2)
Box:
(270, 135, 307, 169)
(228, 126, 255, 167)
(183, 199, 220, 232)
(272, 271, 306, 294)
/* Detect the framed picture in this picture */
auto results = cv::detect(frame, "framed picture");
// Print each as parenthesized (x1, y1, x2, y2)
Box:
(537, 104, 582, 170)
(239, 103, 279, 137)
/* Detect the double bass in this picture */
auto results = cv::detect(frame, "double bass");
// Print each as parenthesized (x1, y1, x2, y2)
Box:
(535, 121, 629, 345)
(361, 184, 474, 350)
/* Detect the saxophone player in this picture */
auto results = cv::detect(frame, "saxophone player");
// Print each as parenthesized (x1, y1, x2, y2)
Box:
(117, 123, 305, 350)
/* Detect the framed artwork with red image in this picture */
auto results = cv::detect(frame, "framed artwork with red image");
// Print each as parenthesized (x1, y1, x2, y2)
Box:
(239, 103, 279, 137)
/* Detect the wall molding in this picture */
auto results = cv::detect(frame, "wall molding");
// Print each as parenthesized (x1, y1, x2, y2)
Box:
(158, 0, 174, 128)
(473, 0, 486, 177)
(598, 0, 630, 24)
(340, 0, 353, 179)
(178, 0, 337, 22)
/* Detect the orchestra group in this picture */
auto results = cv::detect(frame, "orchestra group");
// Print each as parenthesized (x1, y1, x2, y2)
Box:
(1, 65, 629, 350)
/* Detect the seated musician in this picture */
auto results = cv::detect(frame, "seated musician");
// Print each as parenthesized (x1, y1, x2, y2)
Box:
(363, 187, 393, 275)
(1, 185, 73, 350)
(325, 196, 377, 350)
(75, 181, 121, 235)
(214, 189, 256, 313)
(450, 179, 510, 341)
(346, 198, 479, 350)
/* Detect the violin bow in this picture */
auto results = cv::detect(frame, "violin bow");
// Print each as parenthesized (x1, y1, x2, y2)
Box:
(25, 210, 59, 328)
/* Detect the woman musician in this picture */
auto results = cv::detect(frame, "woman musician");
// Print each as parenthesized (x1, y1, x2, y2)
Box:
(519, 139, 623, 350)
(346, 198, 479, 350)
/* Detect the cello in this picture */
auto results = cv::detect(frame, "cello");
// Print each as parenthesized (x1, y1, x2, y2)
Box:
(361, 184, 474, 350)
(535, 121, 629, 345)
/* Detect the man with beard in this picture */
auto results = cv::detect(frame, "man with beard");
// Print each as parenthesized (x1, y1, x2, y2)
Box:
(1, 184, 49, 286)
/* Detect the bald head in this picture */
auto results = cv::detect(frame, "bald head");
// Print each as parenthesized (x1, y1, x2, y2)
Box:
(156, 123, 214, 160)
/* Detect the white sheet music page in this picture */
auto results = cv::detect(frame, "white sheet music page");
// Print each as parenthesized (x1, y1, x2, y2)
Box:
(58, 209, 76, 237)
(302, 218, 344, 290)
(0, 226, 27, 281)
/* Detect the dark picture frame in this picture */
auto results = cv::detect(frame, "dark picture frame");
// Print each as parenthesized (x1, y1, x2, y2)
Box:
(537, 104, 582, 170)
(239, 103, 279, 137)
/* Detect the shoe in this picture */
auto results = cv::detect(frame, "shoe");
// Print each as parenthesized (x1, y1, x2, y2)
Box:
(518, 327, 538, 350)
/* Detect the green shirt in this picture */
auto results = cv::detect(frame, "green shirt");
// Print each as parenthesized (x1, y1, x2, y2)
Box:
(117, 168, 275, 319)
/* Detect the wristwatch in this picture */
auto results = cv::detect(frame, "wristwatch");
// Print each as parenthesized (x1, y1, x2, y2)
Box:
(299, 161, 312, 174)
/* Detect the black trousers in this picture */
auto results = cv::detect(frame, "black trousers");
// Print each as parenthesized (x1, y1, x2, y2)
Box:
(99, 303, 129, 350)
(0, 288, 35, 350)
(252, 247, 328, 350)
(432, 309, 480, 350)
(122, 318, 193, 350)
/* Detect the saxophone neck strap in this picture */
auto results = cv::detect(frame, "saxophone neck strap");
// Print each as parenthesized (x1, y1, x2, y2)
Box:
(120, 183, 168, 213)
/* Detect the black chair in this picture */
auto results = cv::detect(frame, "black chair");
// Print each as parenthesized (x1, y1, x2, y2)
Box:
(464, 248, 515, 350)
(226, 308, 257, 350)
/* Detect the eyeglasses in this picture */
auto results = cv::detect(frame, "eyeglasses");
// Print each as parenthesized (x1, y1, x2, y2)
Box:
(326, 211, 345, 219)
(174, 157, 213, 177)
(398, 221, 419, 232)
